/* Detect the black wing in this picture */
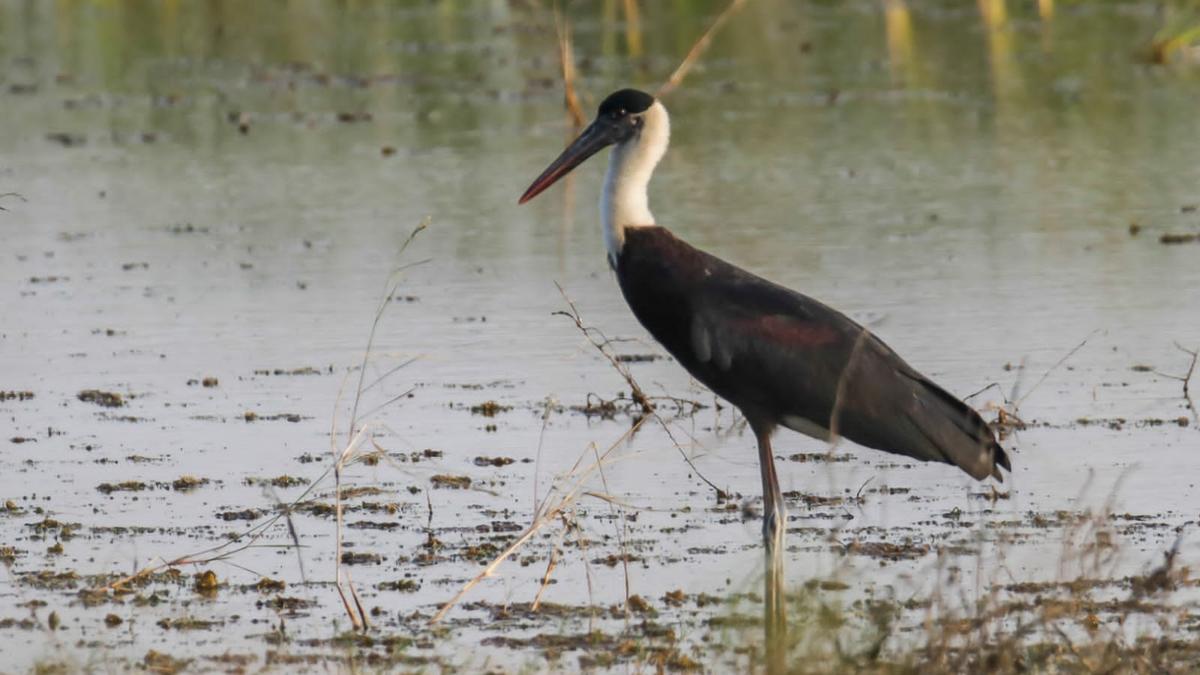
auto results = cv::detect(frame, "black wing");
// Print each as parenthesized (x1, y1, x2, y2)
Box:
(617, 227, 1010, 482)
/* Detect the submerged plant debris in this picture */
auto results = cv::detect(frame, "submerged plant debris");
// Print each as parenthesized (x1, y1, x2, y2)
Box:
(77, 389, 125, 408)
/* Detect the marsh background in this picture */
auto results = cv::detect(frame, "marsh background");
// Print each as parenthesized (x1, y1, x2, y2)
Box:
(1, 0, 1199, 672)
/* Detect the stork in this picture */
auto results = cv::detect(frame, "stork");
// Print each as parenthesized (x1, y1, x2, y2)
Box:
(520, 88, 1010, 551)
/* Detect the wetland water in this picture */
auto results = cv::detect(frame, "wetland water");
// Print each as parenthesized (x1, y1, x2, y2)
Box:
(2, 0, 1199, 671)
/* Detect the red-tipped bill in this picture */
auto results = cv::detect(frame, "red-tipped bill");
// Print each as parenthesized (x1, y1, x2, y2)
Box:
(519, 120, 621, 204)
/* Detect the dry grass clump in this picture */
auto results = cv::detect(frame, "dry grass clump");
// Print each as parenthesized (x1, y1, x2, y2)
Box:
(717, 505, 1198, 675)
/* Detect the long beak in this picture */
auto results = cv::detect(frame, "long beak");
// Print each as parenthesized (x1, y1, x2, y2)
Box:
(519, 120, 620, 204)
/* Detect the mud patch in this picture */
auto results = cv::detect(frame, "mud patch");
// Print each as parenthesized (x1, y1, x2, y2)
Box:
(77, 390, 125, 408)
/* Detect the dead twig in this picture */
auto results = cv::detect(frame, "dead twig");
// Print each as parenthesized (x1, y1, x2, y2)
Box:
(554, 282, 652, 413)
(982, 332, 1094, 438)
(1153, 343, 1198, 423)
(556, 284, 726, 497)
(653, 417, 729, 499)
(963, 382, 1002, 403)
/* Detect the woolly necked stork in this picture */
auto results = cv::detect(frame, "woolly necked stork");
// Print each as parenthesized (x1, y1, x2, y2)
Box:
(519, 88, 1010, 550)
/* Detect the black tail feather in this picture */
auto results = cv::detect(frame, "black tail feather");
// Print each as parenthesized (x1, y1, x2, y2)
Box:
(902, 371, 1010, 482)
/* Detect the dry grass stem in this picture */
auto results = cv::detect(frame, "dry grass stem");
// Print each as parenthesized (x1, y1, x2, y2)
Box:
(657, 0, 750, 98)
(1016, 330, 1096, 407)
(827, 326, 873, 449)
(554, 282, 652, 413)
(431, 416, 650, 623)
(622, 0, 644, 57)
(569, 506, 600, 633)
(533, 396, 556, 518)
(330, 220, 428, 630)
(553, 2, 586, 128)
(333, 421, 387, 630)
(530, 522, 569, 612)
(652, 417, 728, 498)
(1154, 342, 1198, 423)
(347, 218, 430, 446)
(592, 441, 633, 614)
(556, 284, 726, 498)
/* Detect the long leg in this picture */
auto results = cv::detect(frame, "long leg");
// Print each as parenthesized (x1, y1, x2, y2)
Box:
(754, 422, 788, 673)
(754, 424, 786, 550)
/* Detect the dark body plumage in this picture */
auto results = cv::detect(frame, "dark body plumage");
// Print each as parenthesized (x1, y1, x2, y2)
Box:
(616, 226, 1010, 481)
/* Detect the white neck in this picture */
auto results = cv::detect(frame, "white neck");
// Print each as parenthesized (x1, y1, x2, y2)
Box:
(601, 101, 670, 266)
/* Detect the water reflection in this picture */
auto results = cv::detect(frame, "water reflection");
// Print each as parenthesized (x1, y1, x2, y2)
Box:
(622, 0, 644, 58)
(763, 546, 788, 674)
(883, 0, 917, 87)
(1038, 0, 1055, 22)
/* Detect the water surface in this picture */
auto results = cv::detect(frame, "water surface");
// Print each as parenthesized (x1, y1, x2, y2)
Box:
(1, 0, 1198, 671)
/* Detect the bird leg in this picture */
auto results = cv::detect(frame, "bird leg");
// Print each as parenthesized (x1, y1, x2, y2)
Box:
(755, 424, 788, 672)
(755, 425, 786, 550)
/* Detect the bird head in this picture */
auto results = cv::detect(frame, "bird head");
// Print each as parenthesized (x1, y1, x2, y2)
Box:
(519, 88, 658, 204)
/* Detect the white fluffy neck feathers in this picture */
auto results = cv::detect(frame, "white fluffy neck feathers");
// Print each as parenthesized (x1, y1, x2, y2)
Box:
(602, 101, 670, 265)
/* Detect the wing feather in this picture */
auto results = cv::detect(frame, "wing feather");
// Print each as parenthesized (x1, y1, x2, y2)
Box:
(689, 269, 1008, 481)
(614, 226, 1009, 482)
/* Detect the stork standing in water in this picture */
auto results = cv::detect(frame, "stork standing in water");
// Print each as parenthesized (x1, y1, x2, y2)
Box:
(520, 89, 1011, 551)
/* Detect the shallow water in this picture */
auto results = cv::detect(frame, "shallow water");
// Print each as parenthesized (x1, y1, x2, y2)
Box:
(2, 0, 1199, 671)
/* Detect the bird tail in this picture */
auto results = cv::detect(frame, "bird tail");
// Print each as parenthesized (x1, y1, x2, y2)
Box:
(902, 373, 1011, 482)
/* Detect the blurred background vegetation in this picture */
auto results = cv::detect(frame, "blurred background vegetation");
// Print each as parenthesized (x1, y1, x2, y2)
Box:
(4, 0, 1198, 245)
(4, 0, 1198, 140)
